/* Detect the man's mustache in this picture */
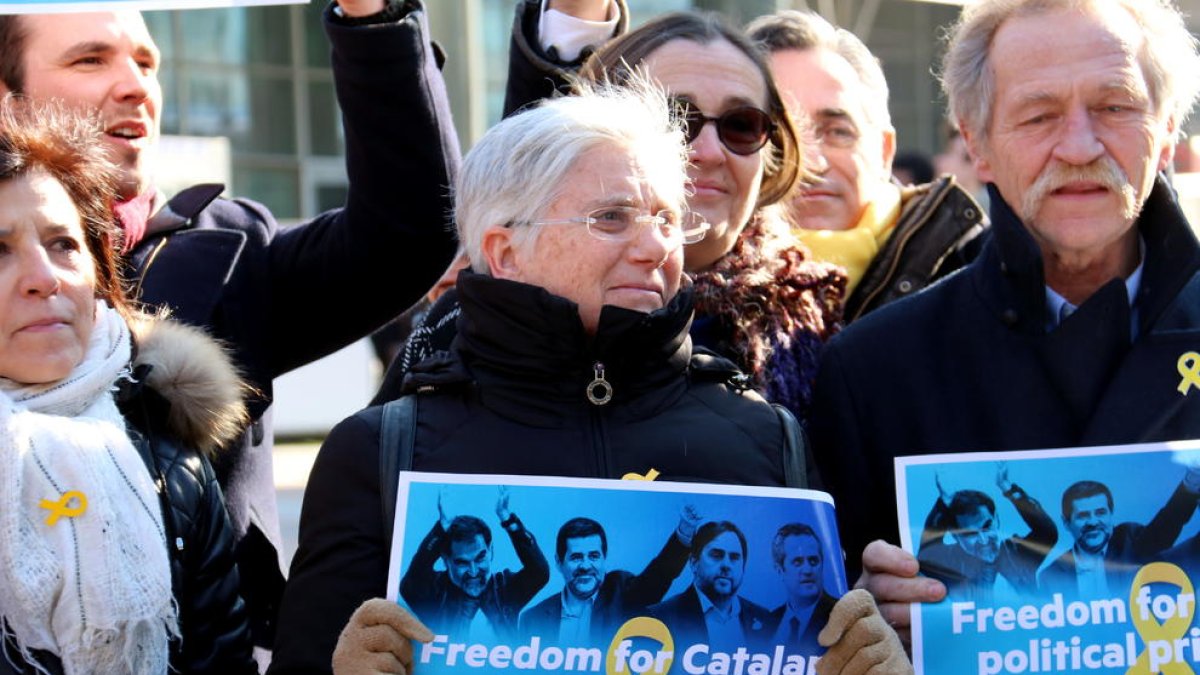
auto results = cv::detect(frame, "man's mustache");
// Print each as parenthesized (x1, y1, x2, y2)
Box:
(1020, 155, 1136, 223)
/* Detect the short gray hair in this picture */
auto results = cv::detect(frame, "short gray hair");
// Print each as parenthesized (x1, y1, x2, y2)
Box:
(747, 10, 892, 131)
(455, 76, 690, 273)
(942, 0, 1200, 141)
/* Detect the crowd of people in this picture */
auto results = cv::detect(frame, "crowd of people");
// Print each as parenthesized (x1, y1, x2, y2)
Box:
(0, 0, 1197, 673)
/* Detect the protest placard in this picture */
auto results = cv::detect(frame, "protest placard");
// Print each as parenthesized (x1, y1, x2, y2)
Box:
(387, 472, 846, 675)
(897, 440, 1200, 675)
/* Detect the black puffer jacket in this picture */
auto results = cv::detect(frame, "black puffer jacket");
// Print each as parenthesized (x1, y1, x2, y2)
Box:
(271, 272, 800, 673)
(1, 317, 256, 675)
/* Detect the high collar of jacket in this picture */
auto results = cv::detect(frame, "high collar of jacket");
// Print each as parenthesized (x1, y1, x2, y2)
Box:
(124, 312, 249, 457)
(411, 270, 694, 427)
(976, 175, 1200, 334)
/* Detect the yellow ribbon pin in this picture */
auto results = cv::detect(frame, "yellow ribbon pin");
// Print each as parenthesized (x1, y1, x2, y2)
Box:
(622, 468, 660, 481)
(1178, 352, 1200, 395)
(39, 490, 87, 526)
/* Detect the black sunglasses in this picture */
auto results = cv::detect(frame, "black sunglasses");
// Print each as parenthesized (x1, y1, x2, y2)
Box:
(673, 97, 775, 156)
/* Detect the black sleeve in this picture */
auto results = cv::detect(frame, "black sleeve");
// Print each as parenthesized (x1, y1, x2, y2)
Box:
(809, 340, 888, 582)
(1132, 480, 1200, 559)
(263, 1, 459, 377)
(919, 498, 951, 553)
(269, 414, 389, 675)
(619, 533, 690, 608)
(400, 520, 448, 613)
(1008, 484, 1058, 556)
(498, 515, 551, 611)
(501, 0, 628, 118)
(173, 453, 258, 674)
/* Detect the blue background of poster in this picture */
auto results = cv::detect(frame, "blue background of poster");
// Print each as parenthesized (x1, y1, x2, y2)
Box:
(899, 444, 1200, 675)
(391, 475, 848, 674)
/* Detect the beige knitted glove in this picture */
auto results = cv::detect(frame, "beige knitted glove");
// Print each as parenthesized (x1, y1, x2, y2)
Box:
(816, 589, 914, 675)
(332, 599, 434, 675)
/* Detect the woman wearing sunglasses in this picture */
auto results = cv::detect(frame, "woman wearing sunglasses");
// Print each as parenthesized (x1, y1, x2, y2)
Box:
(570, 12, 844, 423)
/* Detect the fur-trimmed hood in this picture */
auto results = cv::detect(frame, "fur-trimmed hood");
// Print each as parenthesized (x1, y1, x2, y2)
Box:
(128, 312, 249, 458)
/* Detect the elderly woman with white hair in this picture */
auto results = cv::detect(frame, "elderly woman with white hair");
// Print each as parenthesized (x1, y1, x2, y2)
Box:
(269, 78, 910, 675)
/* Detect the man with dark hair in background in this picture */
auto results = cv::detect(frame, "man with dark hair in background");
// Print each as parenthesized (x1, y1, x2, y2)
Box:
(520, 506, 700, 646)
(1041, 469, 1200, 597)
(400, 489, 549, 641)
(767, 523, 838, 653)
(649, 521, 773, 653)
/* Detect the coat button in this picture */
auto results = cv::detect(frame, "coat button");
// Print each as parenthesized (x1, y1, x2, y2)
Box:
(1001, 309, 1019, 326)
(964, 207, 977, 220)
(897, 279, 914, 294)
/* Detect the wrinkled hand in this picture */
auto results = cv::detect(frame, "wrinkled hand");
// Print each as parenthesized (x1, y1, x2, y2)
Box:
(547, 0, 611, 21)
(335, 0, 386, 18)
(496, 486, 512, 523)
(816, 589, 913, 675)
(854, 541, 946, 649)
(675, 504, 703, 546)
(332, 599, 434, 675)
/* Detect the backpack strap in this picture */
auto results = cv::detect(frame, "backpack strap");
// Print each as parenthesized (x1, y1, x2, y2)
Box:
(772, 404, 809, 489)
(379, 396, 419, 530)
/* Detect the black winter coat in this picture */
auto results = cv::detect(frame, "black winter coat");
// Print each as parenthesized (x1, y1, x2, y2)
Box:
(124, 0, 459, 643)
(811, 177, 1200, 579)
(270, 273, 799, 674)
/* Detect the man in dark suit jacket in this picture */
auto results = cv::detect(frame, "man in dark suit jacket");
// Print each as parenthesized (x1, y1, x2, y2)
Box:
(1040, 473, 1200, 597)
(767, 523, 839, 655)
(649, 521, 774, 653)
(519, 508, 698, 646)
(400, 490, 549, 642)
(808, 0, 1200, 642)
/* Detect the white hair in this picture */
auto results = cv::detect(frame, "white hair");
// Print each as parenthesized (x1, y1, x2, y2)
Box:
(455, 75, 690, 273)
(942, 0, 1200, 141)
(747, 9, 893, 131)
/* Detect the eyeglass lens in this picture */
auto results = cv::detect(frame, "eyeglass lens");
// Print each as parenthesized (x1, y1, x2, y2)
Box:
(674, 98, 773, 156)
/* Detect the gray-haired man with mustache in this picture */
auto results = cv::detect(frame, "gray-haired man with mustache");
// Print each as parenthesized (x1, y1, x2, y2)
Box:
(808, 0, 1200, 644)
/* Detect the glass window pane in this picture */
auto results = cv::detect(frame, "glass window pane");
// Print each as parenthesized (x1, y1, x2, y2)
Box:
(305, 0, 332, 68)
(184, 72, 295, 154)
(233, 166, 300, 219)
(144, 10, 175, 61)
(159, 67, 181, 135)
(179, 7, 291, 66)
(308, 79, 343, 156)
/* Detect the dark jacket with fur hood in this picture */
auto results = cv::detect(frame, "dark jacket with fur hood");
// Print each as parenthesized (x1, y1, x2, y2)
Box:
(1, 315, 257, 675)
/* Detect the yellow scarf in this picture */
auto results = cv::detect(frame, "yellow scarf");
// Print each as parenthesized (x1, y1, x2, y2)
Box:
(794, 183, 902, 296)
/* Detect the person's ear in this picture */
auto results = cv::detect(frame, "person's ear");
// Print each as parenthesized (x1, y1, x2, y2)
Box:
(880, 126, 897, 174)
(480, 225, 522, 280)
(1158, 114, 1178, 173)
(958, 120, 993, 184)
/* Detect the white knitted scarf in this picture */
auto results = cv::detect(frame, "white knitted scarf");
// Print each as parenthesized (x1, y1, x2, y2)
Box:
(0, 301, 177, 675)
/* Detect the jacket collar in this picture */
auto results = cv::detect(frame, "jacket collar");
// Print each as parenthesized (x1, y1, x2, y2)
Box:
(974, 175, 1200, 335)
(414, 271, 694, 426)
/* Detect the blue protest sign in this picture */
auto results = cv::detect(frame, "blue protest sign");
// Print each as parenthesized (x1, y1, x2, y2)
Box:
(897, 440, 1200, 675)
(387, 472, 847, 675)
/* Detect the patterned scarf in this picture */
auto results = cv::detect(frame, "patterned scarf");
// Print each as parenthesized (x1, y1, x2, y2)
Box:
(0, 301, 177, 675)
(690, 208, 846, 421)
